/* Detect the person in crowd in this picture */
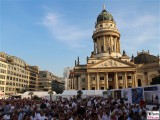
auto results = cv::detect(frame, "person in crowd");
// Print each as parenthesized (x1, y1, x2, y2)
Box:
(0, 94, 153, 120)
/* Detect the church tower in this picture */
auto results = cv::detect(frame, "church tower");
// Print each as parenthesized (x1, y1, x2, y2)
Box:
(92, 5, 121, 58)
(74, 6, 137, 90)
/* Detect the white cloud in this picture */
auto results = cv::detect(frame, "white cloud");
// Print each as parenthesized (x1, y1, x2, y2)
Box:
(41, 12, 92, 48)
(116, 14, 159, 55)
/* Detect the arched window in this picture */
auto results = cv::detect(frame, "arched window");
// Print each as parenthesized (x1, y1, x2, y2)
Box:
(101, 46, 104, 52)
(138, 79, 142, 86)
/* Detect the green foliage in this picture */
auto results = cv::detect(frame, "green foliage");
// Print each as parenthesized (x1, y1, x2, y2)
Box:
(77, 90, 83, 98)
(150, 75, 160, 85)
(33, 95, 42, 100)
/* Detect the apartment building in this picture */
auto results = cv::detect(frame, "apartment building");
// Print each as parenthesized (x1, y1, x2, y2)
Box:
(0, 52, 29, 96)
(38, 70, 59, 91)
(28, 66, 39, 91)
(0, 52, 39, 97)
(0, 56, 7, 98)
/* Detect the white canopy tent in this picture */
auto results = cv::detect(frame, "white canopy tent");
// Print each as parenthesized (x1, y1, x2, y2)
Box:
(54, 90, 105, 99)
(21, 91, 56, 100)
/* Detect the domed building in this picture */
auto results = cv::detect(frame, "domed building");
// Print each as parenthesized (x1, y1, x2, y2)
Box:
(134, 51, 159, 87)
(70, 6, 160, 90)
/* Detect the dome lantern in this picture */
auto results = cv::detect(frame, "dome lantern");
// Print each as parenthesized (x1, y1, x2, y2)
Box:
(97, 5, 114, 23)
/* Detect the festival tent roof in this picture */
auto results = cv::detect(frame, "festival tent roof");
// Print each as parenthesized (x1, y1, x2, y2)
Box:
(21, 91, 56, 99)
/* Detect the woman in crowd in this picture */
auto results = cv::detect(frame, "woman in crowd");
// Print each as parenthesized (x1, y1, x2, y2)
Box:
(0, 96, 153, 120)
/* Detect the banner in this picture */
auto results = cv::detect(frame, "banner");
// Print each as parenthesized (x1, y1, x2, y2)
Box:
(144, 86, 159, 105)
(132, 88, 143, 104)
(121, 89, 132, 104)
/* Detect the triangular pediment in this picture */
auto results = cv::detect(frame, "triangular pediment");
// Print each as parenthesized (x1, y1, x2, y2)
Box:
(89, 58, 135, 68)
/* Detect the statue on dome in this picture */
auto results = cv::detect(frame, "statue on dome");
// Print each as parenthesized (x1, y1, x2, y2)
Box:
(86, 56, 89, 63)
(123, 50, 126, 56)
(75, 60, 77, 66)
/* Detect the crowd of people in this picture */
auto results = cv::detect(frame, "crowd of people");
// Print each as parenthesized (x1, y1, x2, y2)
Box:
(0, 96, 159, 120)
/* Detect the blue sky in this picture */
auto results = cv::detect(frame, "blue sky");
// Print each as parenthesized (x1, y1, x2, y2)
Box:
(0, 0, 159, 77)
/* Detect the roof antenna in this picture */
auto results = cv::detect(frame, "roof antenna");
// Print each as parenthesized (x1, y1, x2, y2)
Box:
(103, 4, 106, 10)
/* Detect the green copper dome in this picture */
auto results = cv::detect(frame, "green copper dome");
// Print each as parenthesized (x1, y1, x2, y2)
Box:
(97, 9, 114, 23)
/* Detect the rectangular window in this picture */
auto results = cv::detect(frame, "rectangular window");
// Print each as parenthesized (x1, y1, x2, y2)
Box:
(42, 74, 46, 77)
(127, 76, 131, 79)
(101, 87, 104, 90)
(82, 88, 85, 90)
(91, 76, 95, 81)
(108, 77, 112, 81)
(118, 76, 122, 80)
(81, 78, 86, 82)
(100, 77, 104, 80)
(91, 87, 95, 90)
(101, 46, 104, 52)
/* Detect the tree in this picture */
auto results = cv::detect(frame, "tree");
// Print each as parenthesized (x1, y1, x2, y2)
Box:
(48, 90, 53, 101)
(150, 75, 160, 85)
(28, 92, 34, 99)
(33, 95, 41, 100)
(52, 80, 64, 94)
(77, 90, 83, 99)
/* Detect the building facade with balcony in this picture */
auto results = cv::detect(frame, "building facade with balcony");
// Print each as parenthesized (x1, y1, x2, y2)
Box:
(0, 52, 30, 96)
(73, 6, 160, 90)
(38, 70, 59, 91)
(28, 66, 39, 91)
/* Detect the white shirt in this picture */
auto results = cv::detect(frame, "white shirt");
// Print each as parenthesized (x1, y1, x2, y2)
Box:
(87, 101, 91, 107)
(102, 114, 109, 120)
(69, 117, 74, 120)
(72, 102, 76, 107)
(3, 114, 10, 120)
(30, 116, 37, 120)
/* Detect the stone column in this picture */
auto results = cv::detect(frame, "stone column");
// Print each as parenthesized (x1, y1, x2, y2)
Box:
(117, 39, 119, 53)
(124, 72, 128, 88)
(87, 73, 90, 90)
(118, 39, 120, 53)
(96, 73, 99, 90)
(134, 73, 138, 87)
(94, 41, 96, 54)
(103, 36, 106, 52)
(144, 72, 148, 86)
(105, 73, 109, 89)
(116, 40, 118, 52)
(109, 36, 111, 49)
(115, 41, 116, 52)
(132, 74, 135, 87)
(115, 72, 118, 89)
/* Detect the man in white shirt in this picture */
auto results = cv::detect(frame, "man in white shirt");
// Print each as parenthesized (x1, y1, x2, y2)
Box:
(3, 114, 11, 120)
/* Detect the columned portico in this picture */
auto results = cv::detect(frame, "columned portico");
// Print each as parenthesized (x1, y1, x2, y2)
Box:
(73, 6, 137, 90)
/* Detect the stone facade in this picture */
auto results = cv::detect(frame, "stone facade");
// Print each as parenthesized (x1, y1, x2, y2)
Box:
(38, 70, 59, 91)
(72, 7, 160, 90)
(0, 52, 31, 96)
